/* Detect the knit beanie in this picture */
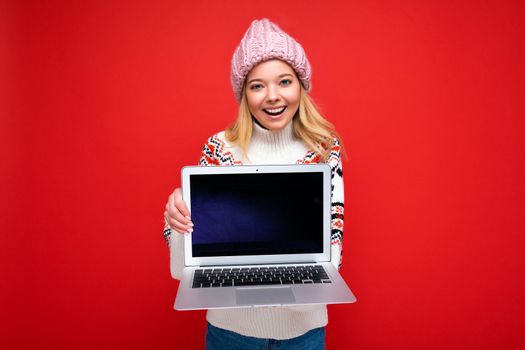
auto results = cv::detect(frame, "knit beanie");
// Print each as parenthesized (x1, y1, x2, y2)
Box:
(231, 18, 312, 102)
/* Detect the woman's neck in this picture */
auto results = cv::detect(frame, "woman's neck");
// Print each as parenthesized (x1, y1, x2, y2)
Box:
(244, 119, 310, 165)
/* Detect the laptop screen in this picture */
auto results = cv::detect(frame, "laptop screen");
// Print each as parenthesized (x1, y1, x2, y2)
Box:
(190, 172, 324, 257)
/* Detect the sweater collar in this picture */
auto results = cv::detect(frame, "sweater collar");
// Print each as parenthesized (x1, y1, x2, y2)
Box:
(251, 119, 296, 151)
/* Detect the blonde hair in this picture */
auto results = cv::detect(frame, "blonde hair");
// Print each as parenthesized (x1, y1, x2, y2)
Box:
(225, 85, 343, 162)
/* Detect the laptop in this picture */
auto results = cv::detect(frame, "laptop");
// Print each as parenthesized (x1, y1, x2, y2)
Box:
(173, 164, 356, 310)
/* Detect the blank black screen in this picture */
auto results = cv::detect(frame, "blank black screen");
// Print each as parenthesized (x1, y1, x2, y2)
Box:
(190, 172, 324, 257)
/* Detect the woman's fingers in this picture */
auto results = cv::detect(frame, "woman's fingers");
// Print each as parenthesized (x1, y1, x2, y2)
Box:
(172, 188, 192, 223)
(173, 188, 191, 218)
(165, 188, 193, 234)
(165, 210, 192, 234)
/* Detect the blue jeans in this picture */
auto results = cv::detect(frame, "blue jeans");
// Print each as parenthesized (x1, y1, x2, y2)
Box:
(205, 322, 325, 350)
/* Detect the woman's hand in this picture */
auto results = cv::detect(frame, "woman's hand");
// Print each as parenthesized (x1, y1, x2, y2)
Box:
(164, 188, 194, 235)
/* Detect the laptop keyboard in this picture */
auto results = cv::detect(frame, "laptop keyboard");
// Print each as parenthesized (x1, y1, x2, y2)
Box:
(191, 265, 332, 288)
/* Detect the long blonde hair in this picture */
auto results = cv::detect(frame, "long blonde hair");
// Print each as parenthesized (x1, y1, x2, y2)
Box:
(225, 85, 343, 162)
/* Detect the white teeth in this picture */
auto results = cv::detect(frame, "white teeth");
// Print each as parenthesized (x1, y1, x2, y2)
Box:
(265, 107, 286, 114)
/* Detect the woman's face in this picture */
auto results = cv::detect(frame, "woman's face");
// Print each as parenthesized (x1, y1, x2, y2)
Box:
(245, 59, 301, 131)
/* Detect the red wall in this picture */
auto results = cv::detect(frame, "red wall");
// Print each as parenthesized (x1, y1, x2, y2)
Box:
(3, 1, 525, 349)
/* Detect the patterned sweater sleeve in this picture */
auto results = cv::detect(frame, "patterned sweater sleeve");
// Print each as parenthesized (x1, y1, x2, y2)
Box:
(328, 138, 345, 270)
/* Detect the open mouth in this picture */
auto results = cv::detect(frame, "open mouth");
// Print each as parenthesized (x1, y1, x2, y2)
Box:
(263, 106, 287, 116)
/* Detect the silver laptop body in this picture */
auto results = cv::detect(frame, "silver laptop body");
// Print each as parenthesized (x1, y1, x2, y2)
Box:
(174, 164, 356, 310)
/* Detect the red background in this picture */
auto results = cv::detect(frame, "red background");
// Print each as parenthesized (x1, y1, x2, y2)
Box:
(2, 0, 525, 349)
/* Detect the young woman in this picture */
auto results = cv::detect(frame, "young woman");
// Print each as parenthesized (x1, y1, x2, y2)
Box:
(164, 18, 345, 349)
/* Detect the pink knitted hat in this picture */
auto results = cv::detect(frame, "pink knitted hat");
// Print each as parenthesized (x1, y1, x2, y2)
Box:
(231, 18, 312, 102)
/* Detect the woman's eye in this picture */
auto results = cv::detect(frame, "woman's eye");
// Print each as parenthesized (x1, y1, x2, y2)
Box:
(250, 84, 263, 90)
(280, 79, 292, 86)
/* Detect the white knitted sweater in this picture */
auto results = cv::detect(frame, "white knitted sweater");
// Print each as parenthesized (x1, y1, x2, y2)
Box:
(164, 121, 345, 339)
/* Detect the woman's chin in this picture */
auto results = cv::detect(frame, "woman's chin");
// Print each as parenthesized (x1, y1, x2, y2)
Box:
(262, 115, 293, 131)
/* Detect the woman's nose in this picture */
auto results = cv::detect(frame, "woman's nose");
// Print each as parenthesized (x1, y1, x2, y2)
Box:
(266, 85, 280, 102)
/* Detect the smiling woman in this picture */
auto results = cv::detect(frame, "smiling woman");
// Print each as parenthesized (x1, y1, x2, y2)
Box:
(163, 18, 346, 349)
